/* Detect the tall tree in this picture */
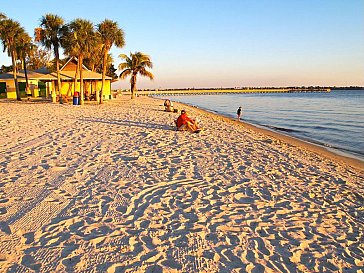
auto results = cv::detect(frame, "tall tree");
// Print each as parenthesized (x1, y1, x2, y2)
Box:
(0, 17, 26, 101)
(97, 19, 125, 104)
(62, 26, 79, 100)
(16, 32, 35, 96)
(63, 18, 99, 105)
(118, 52, 154, 99)
(36, 14, 65, 103)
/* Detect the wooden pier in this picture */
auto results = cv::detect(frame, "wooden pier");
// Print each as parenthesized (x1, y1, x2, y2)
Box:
(134, 88, 331, 96)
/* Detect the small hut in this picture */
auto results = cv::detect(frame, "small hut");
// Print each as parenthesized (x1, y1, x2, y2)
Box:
(0, 57, 113, 100)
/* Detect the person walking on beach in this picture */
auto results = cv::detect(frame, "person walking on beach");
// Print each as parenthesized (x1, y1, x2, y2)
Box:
(237, 106, 242, 120)
(175, 110, 201, 133)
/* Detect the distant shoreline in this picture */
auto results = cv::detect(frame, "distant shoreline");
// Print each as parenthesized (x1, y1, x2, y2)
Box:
(114, 87, 364, 96)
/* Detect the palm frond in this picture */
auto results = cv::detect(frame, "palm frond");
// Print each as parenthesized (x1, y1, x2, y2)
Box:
(119, 69, 132, 79)
(118, 62, 130, 71)
(97, 19, 125, 50)
(139, 69, 154, 80)
(118, 53, 129, 60)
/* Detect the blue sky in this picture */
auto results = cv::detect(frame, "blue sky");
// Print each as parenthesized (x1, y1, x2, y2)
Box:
(1, 0, 363, 88)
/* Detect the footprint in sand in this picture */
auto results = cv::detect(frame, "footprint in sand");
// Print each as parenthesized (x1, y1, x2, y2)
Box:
(0, 221, 11, 234)
(44, 197, 61, 203)
(17, 230, 35, 244)
(20, 255, 41, 271)
(0, 198, 10, 204)
(52, 165, 68, 171)
(58, 249, 82, 273)
(54, 189, 71, 198)
(116, 205, 127, 214)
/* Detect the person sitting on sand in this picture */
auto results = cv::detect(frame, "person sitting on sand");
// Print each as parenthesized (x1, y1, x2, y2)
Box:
(164, 99, 174, 112)
(175, 110, 201, 133)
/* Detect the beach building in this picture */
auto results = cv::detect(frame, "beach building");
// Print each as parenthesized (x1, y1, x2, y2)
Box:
(0, 57, 113, 100)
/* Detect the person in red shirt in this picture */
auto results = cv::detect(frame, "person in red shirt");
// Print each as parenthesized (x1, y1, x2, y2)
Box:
(175, 110, 201, 133)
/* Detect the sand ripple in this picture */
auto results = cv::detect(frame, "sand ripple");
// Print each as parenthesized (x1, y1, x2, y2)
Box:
(0, 97, 363, 272)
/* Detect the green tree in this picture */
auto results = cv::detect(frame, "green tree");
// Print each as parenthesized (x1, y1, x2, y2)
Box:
(107, 63, 118, 79)
(118, 52, 154, 99)
(27, 48, 51, 70)
(0, 65, 13, 73)
(63, 18, 99, 105)
(36, 14, 65, 103)
(83, 43, 104, 72)
(0, 17, 26, 101)
(97, 19, 125, 104)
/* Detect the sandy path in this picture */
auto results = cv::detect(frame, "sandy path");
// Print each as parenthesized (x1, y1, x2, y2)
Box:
(0, 97, 363, 272)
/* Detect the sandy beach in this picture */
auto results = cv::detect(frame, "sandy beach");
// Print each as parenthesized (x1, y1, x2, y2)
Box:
(0, 96, 363, 273)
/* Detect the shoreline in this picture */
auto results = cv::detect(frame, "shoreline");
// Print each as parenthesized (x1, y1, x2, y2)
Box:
(0, 96, 363, 272)
(184, 104, 364, 171)
(156, 97, 364, 170)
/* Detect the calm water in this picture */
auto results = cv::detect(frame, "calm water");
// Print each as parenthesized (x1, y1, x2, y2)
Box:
(162, 90, 364, 161)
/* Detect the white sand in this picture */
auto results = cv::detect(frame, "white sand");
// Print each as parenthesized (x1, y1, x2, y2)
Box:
(0, 96, 363, 273)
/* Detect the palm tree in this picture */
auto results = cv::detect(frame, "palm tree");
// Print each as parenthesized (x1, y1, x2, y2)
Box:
(84, 43, 104, 72)
(118, 52, 154, 99)
(63, 19, 99, 105)
(16, 32, 35, 97)
(0, 18, 26, 101)
(84, 50, 114, 99)
(36, 14, 65, 103)
(97, 19, 125, 104)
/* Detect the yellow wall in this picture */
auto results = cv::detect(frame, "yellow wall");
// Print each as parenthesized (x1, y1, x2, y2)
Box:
(1, 79, 42, 98)
(1, 78, 112, 99)
(1, 79, 16, 99)
(59, 80, 112, 99)
(28, 80, 39, 97)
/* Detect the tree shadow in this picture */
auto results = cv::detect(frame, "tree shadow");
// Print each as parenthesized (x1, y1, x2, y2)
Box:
(81, 117, 176, 131)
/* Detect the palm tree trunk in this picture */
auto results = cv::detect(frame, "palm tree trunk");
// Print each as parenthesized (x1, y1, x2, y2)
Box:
(79, 55, 84, 105)
(11, 50, 21, 101)
(73, 61, 79, 98)
(54, 46, 62, 104)
(23, 58, 30, 97)
(99, 50, 108, 104)
(131, 74, 137, 99)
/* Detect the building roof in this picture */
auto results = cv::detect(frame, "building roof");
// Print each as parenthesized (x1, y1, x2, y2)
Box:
(0, 57, 112, 81)
(61, 57, 90, 71)
(38, 70, 112, 80)
(0, 70, 48, 80)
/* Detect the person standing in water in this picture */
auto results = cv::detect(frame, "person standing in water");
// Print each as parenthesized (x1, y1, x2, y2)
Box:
(237, 106, 242, 120)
